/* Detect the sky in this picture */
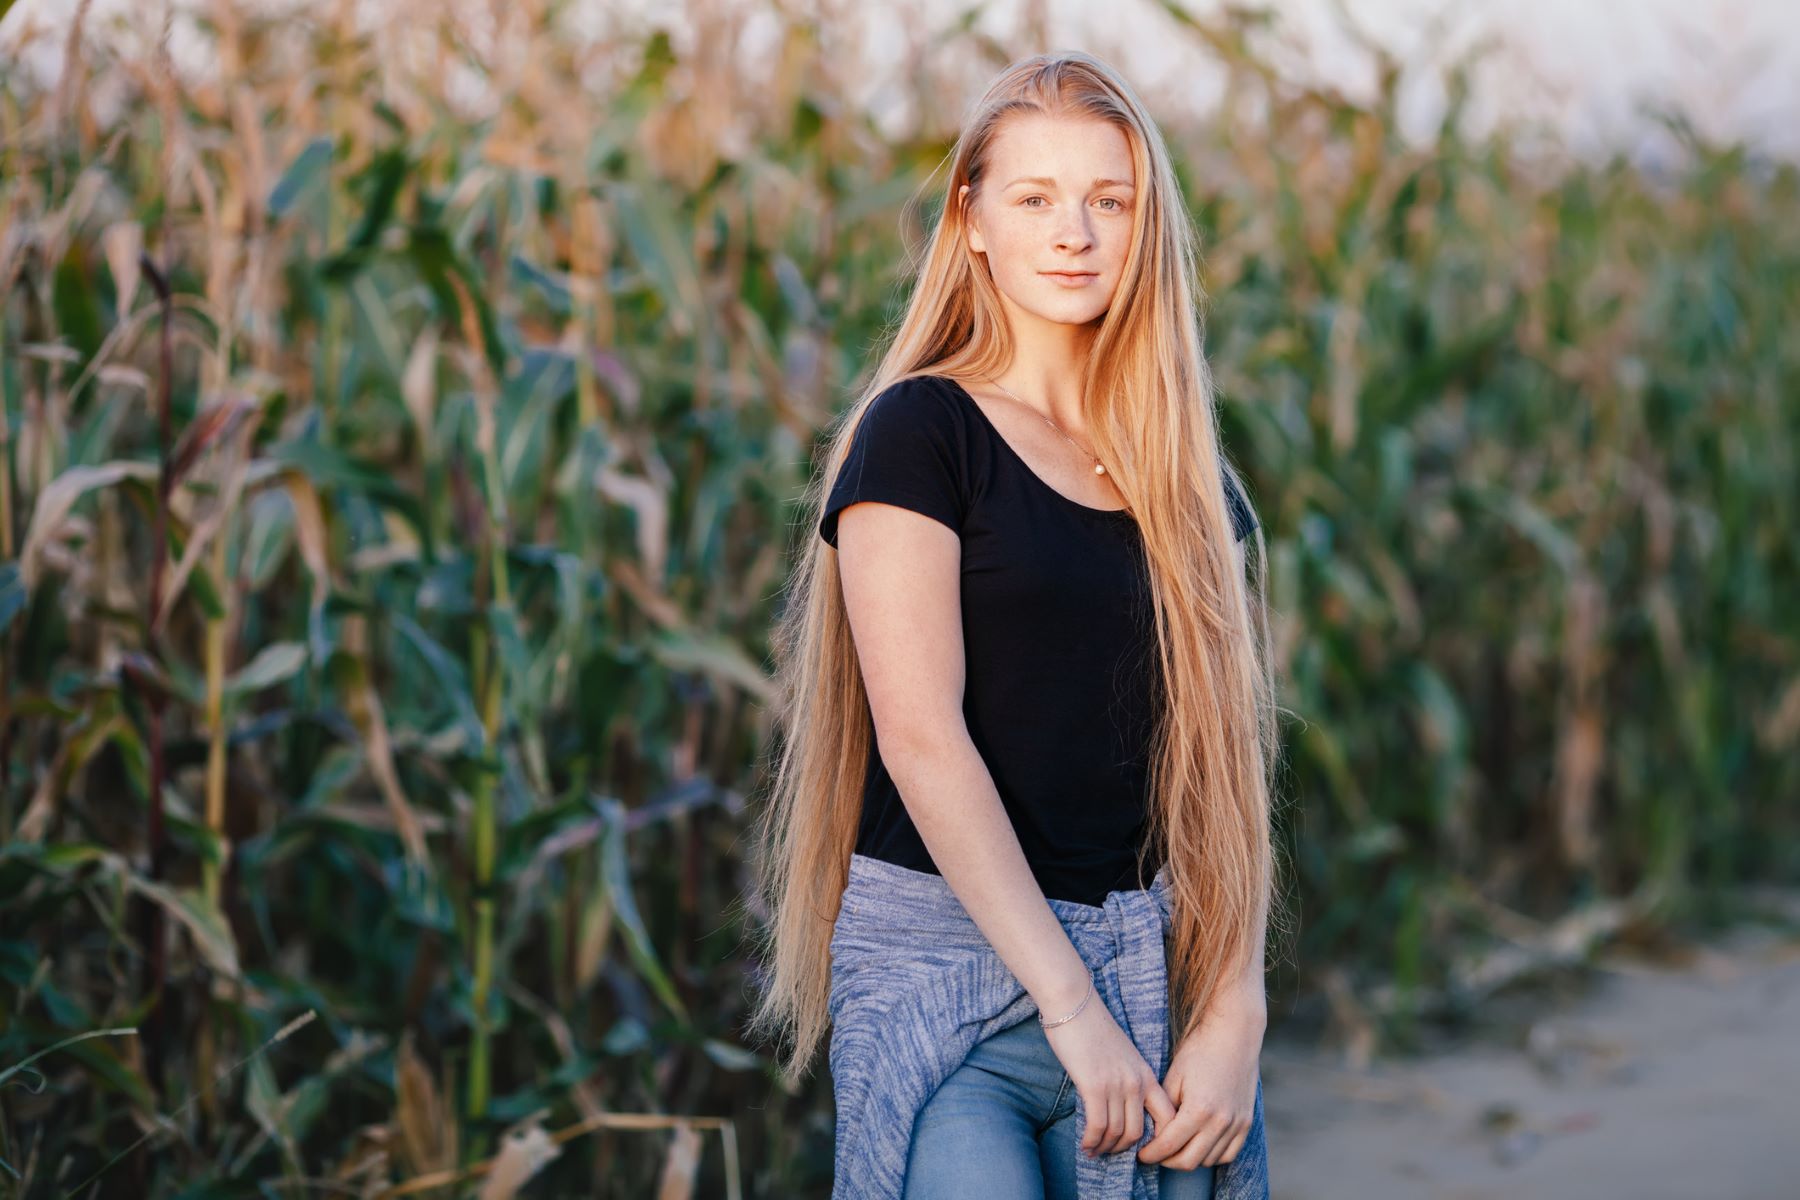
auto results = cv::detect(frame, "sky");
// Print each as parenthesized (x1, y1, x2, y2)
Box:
(826, 0, 1800, 167)
(3, 0, 1797, 166)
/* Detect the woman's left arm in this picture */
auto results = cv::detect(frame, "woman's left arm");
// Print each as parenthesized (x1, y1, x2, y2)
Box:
(1136, 895, 1267, 1170)
(1137, 529, 1268, 1170)
(1135, 987, 1264, 1170)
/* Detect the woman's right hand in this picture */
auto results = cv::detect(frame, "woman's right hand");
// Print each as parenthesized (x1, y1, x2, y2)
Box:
(1041, 985, 1177, 1158)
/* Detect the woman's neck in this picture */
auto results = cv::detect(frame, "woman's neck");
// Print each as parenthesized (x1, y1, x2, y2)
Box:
(998, 318, 1098, 428)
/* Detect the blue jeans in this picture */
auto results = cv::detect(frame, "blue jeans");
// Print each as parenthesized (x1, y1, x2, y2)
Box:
(901, 1015, 1215, 1199)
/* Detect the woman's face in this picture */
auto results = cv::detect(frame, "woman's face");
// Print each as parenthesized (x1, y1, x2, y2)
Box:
(961, 113, 1137, 331)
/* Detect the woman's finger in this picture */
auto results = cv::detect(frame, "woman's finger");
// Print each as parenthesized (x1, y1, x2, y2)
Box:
(1141, 1078, 1177, 1153)
(1121, 1080, 1145, 1149)
(1187, 1111, 1234, 1167)
(1080, 1090, 1102, 1155)
(1139, 1106, 1197, 1164)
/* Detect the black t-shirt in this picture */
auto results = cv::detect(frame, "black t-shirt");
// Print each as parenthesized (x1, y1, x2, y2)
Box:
(818, 373, 1257, 906)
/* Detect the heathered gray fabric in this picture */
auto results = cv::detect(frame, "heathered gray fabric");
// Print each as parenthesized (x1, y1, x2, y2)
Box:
(827, 852, 1270, 1200)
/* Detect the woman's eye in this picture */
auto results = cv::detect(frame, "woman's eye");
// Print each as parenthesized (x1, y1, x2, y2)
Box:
(1023, 196, 1125, 210)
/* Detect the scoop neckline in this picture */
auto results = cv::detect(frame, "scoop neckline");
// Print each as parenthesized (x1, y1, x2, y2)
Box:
(933, 375, 1137, 521)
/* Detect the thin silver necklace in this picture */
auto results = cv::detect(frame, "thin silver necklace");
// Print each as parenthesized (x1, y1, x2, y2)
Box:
(986, 377, 1108, 476)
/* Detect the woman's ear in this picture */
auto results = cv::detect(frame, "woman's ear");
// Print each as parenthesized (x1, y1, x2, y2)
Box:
(960, 184, 986, 255)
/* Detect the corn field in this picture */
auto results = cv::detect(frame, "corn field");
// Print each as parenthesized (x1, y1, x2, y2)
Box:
(0, 0, 1795, 1195)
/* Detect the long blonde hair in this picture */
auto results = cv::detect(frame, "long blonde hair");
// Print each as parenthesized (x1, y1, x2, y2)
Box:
(742, 50, 1285, 1091)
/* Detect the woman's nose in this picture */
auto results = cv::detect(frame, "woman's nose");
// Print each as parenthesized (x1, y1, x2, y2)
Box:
(1054, 211, 1094, 251)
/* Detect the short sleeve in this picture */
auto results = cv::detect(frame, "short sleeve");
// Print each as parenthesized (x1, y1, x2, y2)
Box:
(1222, 463, 1258, 543)
(818, 378, 968, 548)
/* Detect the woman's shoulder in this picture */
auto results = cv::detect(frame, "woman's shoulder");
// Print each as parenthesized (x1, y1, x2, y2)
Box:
(865, 372, 968, 422)
(1219, 458, 1258, 543)
(847, 373, 977, 455)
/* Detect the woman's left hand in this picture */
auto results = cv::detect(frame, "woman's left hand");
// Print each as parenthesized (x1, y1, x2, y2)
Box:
(1136, 991, 1265, 1170)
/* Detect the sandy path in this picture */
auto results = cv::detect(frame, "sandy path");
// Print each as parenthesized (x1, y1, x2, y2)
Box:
(1259, 918, 1800, 1200)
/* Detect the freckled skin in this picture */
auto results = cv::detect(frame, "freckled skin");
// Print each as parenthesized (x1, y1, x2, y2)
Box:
(961, 113, 1137, 338)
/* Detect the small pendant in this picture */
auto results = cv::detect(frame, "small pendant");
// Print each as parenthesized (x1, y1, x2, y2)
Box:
(1094, 463, 1106, 475)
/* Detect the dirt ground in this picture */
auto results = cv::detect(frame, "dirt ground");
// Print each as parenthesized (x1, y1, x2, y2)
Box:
(1259, 913, 1800, 1200)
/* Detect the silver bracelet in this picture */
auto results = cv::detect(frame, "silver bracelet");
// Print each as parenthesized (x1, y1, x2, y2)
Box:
(1039, 978, 1094, 1029)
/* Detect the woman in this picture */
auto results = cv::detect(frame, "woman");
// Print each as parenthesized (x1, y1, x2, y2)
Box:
(744, 50, 1281, 1200)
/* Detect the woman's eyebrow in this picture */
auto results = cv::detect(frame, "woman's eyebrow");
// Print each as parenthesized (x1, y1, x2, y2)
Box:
(1003, 175, 1137, 190)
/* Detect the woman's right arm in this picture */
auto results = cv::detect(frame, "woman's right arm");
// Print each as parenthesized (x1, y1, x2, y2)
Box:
(833, 499, 1175, 1158)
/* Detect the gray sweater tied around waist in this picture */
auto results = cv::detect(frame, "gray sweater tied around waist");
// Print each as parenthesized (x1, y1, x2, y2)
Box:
(826, 852, 1270, 1199)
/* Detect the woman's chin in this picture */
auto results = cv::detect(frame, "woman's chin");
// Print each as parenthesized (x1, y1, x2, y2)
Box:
(1012, 296, 1112, 329)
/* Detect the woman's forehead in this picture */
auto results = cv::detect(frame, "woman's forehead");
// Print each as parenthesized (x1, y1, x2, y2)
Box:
(985, 113, 1134, 182)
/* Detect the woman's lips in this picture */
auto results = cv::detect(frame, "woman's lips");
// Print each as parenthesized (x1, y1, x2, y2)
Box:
(1043, 270, 1099, 287)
